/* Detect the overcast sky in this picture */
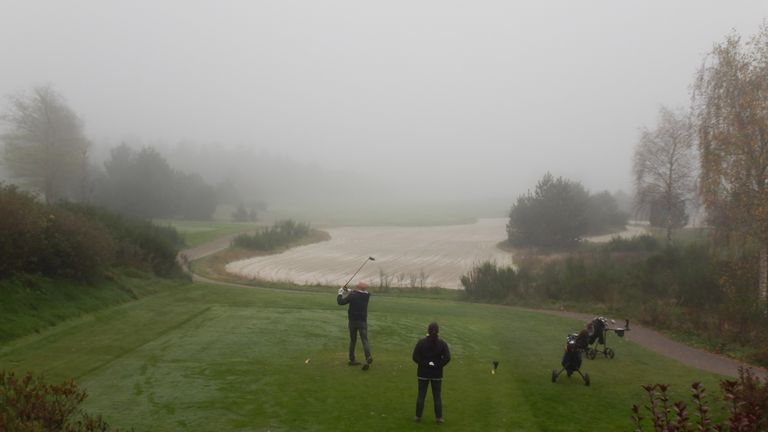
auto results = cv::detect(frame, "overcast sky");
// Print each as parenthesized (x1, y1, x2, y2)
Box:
(1, 1, 766, 201)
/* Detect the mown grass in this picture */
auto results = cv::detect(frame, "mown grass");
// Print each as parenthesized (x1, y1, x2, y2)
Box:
(155, 220, 262, 248)
(0, 270, 185, 344)
(0, 281, 725, 431)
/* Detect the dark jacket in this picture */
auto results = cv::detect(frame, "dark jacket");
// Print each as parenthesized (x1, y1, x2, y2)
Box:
(337, 290, 370, 322)
(412, 337, 451, 379)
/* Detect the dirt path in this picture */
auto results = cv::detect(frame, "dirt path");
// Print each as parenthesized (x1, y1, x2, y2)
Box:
(181, 234, 240, 261)
(181, 238, 767, 380)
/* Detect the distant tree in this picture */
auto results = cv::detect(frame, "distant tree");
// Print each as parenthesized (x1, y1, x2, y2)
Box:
(95, 144, 217, 220)
(174, 172, 217, 220)
(97, 144, 174, 218)
(251, 200, 268, 212)
(0, 85, 90, 203)
(231, 203, 249, 222)
(585, 191, 629, 235)
(611, 189, 634, 215)
(694, 25, 768, 308)
(215, 178, 241, 206)
(507, 173, 590, 247)
(231, 203, 258, 222)
(648, 194, 688, 230)
(633, 106, 697, 244)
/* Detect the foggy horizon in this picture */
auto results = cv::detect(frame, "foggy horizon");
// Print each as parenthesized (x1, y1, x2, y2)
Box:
(2, 1, 767, 207)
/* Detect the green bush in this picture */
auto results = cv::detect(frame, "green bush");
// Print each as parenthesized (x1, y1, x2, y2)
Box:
(460, 261, 520, 301)
(233, 219, 311, 251)
(0, 184, 47, 277)
(61, 203, 184, 277)
(40, 208, 116, 280)
(0, 185, 183, 281)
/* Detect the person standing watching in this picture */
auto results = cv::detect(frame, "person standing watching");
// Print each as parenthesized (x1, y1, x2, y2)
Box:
(337, 281, 373, 370)
(412, 322, 451, 423)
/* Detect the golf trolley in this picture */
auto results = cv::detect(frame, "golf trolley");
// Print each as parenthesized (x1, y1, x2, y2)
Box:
(585, 317, 630, 360)
(551, 332, 590, 386)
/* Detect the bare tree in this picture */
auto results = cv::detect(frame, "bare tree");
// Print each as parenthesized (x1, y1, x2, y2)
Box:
(633, 106, 697, 244)
(694, 26, 768, 308)
(1, 85, 90, 203)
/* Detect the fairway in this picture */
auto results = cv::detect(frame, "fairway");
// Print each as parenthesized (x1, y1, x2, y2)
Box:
(156, 220, 262, 248)
(0, 283, 723, 431)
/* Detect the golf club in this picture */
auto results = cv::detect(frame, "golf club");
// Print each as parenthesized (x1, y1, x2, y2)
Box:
(342, 256, 376, 290)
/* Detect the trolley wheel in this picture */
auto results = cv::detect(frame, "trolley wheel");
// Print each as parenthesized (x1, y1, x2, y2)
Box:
(605, 348, 615, 359)
(584, 373, 590, 386)
(551, 369, 558, 383)
(586, 348, 597, 360)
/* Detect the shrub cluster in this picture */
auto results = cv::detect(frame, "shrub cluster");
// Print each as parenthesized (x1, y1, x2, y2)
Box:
(0, 184, 183, 280)
(61, 203, 184, 277)
(233, 219, 311, 251)
(460, 261, 527, 301)
(0, 370, 118, 431)
(462, 236, 768, 364)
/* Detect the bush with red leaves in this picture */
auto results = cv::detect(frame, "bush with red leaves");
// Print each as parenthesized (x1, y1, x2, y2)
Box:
(631, 367, 767, 431)
(0, 370, 118, 432)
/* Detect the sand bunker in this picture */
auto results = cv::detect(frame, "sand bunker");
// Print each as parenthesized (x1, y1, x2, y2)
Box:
(226, 218, 513, 289)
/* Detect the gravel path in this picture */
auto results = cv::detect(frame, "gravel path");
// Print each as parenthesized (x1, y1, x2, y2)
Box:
(182, 237, 768, 380)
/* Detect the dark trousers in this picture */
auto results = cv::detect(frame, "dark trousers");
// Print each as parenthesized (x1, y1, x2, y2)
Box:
(416, 378, 442, 419)
(348, 320, 370, 362)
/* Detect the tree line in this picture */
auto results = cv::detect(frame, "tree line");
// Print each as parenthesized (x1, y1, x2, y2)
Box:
(0, 87, 221, 220)
(506, 25, 768, 313)
(634, 25, 768, 309)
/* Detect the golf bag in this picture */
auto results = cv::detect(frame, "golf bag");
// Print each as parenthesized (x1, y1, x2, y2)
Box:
(551, 332, 590, 386)
(586, 317, 630, 360)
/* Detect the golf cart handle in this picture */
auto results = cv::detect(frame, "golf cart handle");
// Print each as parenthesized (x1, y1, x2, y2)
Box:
(607, 319, 630, 331)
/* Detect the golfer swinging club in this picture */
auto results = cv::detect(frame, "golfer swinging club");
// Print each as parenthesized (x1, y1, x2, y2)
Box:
(337, 281, 373, 370)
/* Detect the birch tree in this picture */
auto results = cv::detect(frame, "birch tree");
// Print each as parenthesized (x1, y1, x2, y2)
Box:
(694, 26, 768, 308)
(633, 106, 697, 244)
(1, 86, 90, 203)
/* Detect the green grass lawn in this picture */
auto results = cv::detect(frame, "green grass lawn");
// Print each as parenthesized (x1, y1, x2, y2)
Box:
(0, 283, 724, 431)
(155, 220, 262, 247)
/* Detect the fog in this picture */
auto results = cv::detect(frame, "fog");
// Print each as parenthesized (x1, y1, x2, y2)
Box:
(1, 1, 766, 215)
